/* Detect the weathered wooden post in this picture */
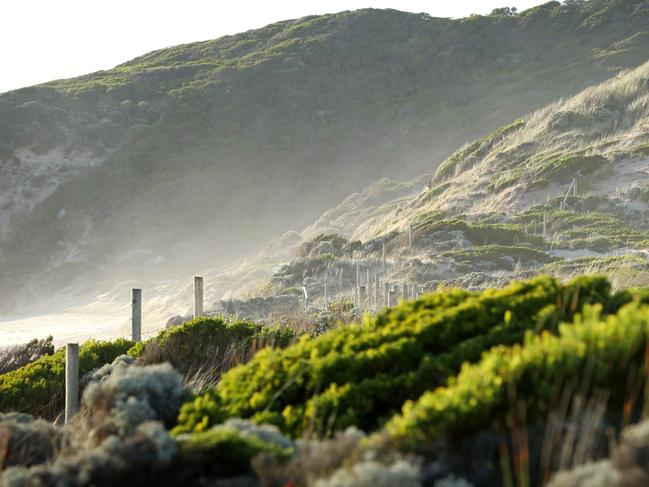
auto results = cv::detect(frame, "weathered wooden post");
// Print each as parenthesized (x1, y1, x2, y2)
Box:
(375, 275, 381, 306)
(194, 276, 204, 318)
(355, 263, 360, 307)
(402, 283, 409, 300)
(366, 268, 371, 306)
(65, 343, 79, 424)
(132, 288, 142, 342)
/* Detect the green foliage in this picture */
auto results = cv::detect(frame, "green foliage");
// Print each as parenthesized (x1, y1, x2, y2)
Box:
(0, 339, 133, 418)
(177, 427, 292, 477)
(175, 276, 621, 437)
(135, 316, 295, 379)
(385, 301, 649, 452)
(443, 245, 556, 271)
(532, 153, 608, 183)
(413, 218, 546, 249)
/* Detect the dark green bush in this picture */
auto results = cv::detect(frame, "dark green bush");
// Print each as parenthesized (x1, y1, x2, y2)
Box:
(177, 427, 292, 477)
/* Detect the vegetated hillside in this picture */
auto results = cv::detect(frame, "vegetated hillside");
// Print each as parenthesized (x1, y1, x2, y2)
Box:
(226, 59, 649, 319)
(2, 0, 649, 314)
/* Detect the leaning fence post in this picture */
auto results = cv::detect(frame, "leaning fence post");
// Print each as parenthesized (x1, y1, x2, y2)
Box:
(194, 276, 204, 318)
(132, 288, 142, 342)
(65, 343, 79, 424)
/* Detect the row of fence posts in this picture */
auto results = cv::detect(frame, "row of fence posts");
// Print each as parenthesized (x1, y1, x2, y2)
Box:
(352, 262, 420, 310)
(64, 275, 205, 424)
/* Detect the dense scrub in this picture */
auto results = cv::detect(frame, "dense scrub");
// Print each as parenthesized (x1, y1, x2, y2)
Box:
(0, 317, 296, 421)
(0, 339, 133, 419)
(134, 316, 295, 391)
(384, 301, 649, 452)
(176, 276, 627, 436)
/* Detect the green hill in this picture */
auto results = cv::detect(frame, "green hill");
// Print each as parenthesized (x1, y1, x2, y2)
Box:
(3, 1, 649, 311)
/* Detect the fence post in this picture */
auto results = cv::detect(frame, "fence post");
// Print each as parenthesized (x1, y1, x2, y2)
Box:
(402, 283, 409, 300)
(132, 288, 142, 342)
(194, 276, 204, 318)
(65, 343, 79, 424)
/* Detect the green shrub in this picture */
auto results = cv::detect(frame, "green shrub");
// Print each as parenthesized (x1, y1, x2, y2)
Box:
(384, 301, 649, 452)
(135, 316, 295, 392)
(532, 153, 608, 183)
(177, 426, 292, 477)
(414, 219, 545, 249)
(0, 339, 133, 418)
(176, 276, 622, 437)
(443, 245, 556, 271)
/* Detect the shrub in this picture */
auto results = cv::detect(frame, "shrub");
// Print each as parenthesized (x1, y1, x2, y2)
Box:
(1, 422, 177, 486)
(135, 316, 295, 393)
(0, 339, 134, 419)
(0, 413, 61, 469)
(176, 276, 622, 437)
(176, 422, 292, 477)
(78, 359, 187, 442)
(253, 427, 364, 486)
(0, 337, 54, 375)
(384, 302, 649, 452)
(314, 459, 421, 487)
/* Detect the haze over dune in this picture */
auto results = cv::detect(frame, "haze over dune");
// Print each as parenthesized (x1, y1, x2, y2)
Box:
(2, 2, 649, 334)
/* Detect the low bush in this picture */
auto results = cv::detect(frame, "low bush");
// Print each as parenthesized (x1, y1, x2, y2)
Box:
(135, 316, 295, 393)
(384, 301, 649, 452)
(177, 420, 293, 478)
(0, 337, 54, 375)
(176, 276, 624, 437)
(0, 339, 133, 419)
